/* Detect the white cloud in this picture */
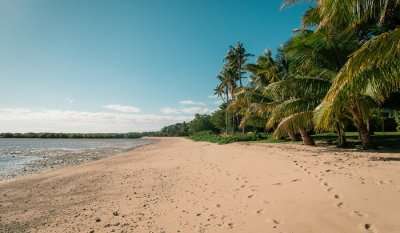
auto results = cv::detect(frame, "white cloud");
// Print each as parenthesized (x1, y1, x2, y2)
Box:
(181, 106, 210, 114)
(103, 104, 141, 113)
(160, 107, 180, 114)
(65, 97, 75, 104)
(0, 108, 192, 133)
(160, 106, 210, 115)
(179, 100, 206, 106)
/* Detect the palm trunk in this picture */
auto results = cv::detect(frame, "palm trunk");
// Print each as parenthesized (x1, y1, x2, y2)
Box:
(299, 128, 315, 146)
(358, 123, 371, 149)
(225, 111, 228, 135)
(233, 115, 236, 134)
(349, 105, 371, 149)
(225, 91, 229, 135)
(336, 122, 347, 147)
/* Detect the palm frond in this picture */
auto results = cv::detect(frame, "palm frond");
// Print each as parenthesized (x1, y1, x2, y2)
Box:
(324, 28, 400, 103)
(264, 77, 331, 101)
(266, 98, 319, 129)
(273, 111, 314, 138)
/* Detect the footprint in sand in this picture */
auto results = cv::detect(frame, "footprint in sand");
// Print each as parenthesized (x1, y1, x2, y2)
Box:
(362, 223, 377, 233)
(267, 218, 280, 229)
(334, 194, 340, 199)
(352, 210, 366, 217)
(337, 202, 344, 208)
(256, 209, 263, 214)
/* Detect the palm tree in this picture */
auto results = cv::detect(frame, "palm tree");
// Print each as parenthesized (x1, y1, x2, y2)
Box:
(284, 0, 400, 148)
(217, 43, 252, 133)
(246, 50, 282, 88)
(283, 26, 363, 147)
(263, 76, 331, 145)
(224, 42, 253, 87)
(282, 1, 400, 148)
(228, 85, 272, 133)
(214, 65, 240, 134)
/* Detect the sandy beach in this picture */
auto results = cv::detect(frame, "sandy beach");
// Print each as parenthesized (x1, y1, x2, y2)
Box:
(1, 137, 400, 233)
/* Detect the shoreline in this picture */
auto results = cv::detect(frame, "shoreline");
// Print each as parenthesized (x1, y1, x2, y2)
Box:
(1, 137, 400, 232)
(0, 138, 155, 181)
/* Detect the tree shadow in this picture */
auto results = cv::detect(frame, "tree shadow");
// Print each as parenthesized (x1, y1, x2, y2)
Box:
(313, 133, 400, 153)
(369, 156, 400, 161)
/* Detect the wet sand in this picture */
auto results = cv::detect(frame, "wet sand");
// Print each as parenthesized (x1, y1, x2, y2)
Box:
(1, 137, 400, 233)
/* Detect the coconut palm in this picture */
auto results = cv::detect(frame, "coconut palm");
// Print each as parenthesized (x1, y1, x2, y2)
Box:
(228, 84, 272, 132)
(231, 50, 286, 135)
(282, 0, 400, 148)
(262, 76, 331, 145)
(224, 42, 253, 87)
(245, 50, 282, 88)
(214, 67, 237, 134)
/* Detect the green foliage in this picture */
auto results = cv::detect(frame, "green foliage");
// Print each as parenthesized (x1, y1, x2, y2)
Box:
(394, 111, 400, 131)
(188, 114, 217, 134)
(189, 131, 271, 144)
(210, 109, 227, 132)
(0, 132, 146, 139)
(160, 122, 189, 136)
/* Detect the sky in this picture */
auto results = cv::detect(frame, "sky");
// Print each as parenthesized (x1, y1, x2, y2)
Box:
(0, 0, 310, 133)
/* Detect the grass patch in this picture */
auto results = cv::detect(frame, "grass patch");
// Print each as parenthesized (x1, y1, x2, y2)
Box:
(190, 131, 400, 149)
(312, 131, 400, 150)
(189, 131, 273, 144)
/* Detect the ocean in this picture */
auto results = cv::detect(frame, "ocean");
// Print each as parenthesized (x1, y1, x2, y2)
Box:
(0, 138, 152, 179)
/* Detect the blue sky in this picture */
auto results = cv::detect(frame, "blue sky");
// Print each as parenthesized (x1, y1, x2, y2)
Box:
(0, 0, 310, 132)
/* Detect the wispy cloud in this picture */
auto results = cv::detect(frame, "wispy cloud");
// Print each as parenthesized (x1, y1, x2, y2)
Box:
(160, 106, 210, 115)
(65, 97, 75, 104)
(160, 107, 181, 114)
(0, 108, 192, 133)
(103, 104, 141, 113)
(161, 99, 212, 115)
(180, 106, 210, 114)
(179, 100, 206, 106)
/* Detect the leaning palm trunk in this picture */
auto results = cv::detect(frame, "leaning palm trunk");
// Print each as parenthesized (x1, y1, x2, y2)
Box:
(358, 123, 371, 149)
(335, 122, 347, 147)
(349, 106, 371, 149)
(225, 111, 228, 135)
(299, 128, 315, 146)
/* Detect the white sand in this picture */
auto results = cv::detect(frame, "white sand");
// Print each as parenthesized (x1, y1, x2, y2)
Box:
(1, 137, 400, 233)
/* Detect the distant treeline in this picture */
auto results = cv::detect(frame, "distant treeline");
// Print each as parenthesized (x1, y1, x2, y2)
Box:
(0, 132, 161, 139)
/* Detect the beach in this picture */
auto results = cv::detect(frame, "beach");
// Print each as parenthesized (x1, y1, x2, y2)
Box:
(0, 138, 152, 180)
(1, 137, 400, 233)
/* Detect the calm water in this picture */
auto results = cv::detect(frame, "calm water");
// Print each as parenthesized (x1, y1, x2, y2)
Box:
(0, 138, 151, 177)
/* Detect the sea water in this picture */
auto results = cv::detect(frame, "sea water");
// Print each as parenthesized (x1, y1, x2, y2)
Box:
(0, 138, 151, 177)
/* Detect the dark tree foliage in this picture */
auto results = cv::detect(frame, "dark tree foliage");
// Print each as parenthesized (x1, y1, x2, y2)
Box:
(188, 114, 217, 135)
(0, 132, 150, 139)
